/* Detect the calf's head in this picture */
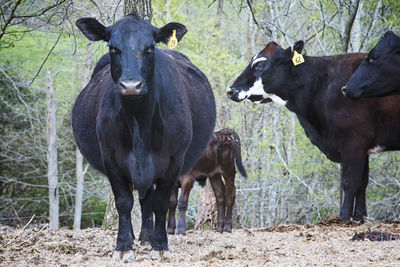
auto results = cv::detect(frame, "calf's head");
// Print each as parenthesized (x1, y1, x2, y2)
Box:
(342, 31, 400, 99)
(76, 13, 187, 96)
(227, 41, 305, 106)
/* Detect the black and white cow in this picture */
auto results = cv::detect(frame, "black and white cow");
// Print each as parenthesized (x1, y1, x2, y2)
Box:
(342, 31, 400, 99)
(227, 41, 400, 222)
(72, 13, 216, 260)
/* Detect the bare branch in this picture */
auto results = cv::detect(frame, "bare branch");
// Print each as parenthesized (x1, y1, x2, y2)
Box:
(29, 30, 63, 86)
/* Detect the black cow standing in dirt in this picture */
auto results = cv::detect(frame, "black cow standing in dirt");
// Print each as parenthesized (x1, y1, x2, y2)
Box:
(227, 41, 400, 222)
(342, 31, 400, 99)
(167, 128, 247, 235)
(72, 13, 216, 260)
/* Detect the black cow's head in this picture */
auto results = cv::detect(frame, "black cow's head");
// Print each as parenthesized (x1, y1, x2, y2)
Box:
(76, 13, 187, 96)
(227, 41, 305, 106)
(342, 31, 400, 99)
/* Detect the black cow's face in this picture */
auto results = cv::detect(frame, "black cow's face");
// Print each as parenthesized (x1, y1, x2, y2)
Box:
(227, 41, 304, 106)
(76, 13, 187, 97)
(343, 31, 400, 99)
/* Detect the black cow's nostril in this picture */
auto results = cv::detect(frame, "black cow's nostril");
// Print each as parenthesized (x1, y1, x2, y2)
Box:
(227, 90, 233, 98)
(341, 85, 348, 96)
(120, 80, 143, 95)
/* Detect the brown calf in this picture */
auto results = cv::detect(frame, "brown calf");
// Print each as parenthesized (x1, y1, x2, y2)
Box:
(167, 128, 247, 235)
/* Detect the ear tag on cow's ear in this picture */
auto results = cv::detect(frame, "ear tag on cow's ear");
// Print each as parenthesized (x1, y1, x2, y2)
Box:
(168, 29, 178, 49)
(292, 51, 305, 66)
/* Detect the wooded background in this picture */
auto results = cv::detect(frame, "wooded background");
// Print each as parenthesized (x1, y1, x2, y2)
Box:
(1, 0, 400, 230)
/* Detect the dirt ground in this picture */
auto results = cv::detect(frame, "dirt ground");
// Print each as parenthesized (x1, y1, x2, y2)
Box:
(1, 217, 400, 267)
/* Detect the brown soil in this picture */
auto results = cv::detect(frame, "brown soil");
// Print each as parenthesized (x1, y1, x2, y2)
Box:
(1, 217, 400, 266)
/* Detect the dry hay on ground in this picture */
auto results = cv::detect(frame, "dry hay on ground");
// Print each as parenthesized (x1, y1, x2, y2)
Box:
(1, 217, 400, 266)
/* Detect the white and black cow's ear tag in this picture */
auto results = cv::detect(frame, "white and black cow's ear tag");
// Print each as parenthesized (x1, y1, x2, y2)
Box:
(168, 29, 178, 49)
(292, 51, 305, 66)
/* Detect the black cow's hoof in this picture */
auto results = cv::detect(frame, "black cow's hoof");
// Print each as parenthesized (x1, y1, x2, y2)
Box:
(339, 211, 351, 221)
(112, 250, 135, 262)
(352, 212, 365, 223)
(223, 226, 232, 233)
(151, 242, 169, 251)
(166, 227, 175, 235)
(176, 228, 186, 235)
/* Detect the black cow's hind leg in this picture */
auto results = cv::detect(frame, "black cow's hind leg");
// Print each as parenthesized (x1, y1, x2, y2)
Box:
(167, 185, 178, 235)
(353, 156, 369, 221)
(340, 148, 368, 221)
(176, 174, 195, 235)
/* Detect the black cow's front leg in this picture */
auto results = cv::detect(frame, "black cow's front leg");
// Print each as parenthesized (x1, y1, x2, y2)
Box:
(139, 186, 154, 245)
(340, 148, 368, 221)
(151, 179, 175, 252)
(109, 179, 134, 260)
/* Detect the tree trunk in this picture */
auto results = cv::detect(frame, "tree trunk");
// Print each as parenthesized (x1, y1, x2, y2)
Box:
(338, 0, 361, 52)
(194, 179, 217, 230)
(163, 0, 171, 22)
(73, 149, 84, 230)
(102, 0, 152, 231)
(124, 0, 152, 22)
(214, 0, 224, 28)
(74, 42, 93, 230)
(46, 69, 59, 230)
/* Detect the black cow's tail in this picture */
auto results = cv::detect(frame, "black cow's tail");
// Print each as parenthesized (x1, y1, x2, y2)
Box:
(233, 137, 247, 178)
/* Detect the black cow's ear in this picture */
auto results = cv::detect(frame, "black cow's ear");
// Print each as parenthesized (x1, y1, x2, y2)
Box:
(76, 18, 108, 42)
(155, 22, 187, 44)
(292, 41, 304, 53)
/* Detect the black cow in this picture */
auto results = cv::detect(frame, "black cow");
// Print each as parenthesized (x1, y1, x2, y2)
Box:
(72, 13, 216, 260)
(342, 31, 400, 99)
(227, 41, 400, 222)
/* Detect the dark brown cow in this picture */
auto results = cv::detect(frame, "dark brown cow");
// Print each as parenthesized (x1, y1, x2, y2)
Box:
(167, 128, 247, 235)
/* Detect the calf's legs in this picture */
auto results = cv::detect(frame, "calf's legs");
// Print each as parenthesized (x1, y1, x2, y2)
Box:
(221, 173, 236, 233)
(209, 174, 226, 233)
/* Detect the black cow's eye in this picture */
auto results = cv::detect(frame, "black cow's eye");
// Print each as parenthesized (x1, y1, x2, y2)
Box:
(368, 56, 377, 64)
(109, 46, 120, 54)
(145, 45, 155, 54)
(254, 62, 265, 71)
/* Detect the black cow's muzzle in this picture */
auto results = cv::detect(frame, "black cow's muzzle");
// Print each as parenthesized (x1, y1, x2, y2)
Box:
(341, 84, 363, 100)
(119, 79, 144, 96)
(226, 87, 242, 102)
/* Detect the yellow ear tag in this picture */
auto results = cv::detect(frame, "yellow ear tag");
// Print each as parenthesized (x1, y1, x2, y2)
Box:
(168, 29, 178, 49)
(292, 50, 305, 66)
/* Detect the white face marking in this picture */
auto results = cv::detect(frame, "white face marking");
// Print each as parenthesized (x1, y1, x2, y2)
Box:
(264, 93, 287, 106)
(368, 145, 385, 154)
(237, 78, 287, 106)
(251, 57, 267, 68)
